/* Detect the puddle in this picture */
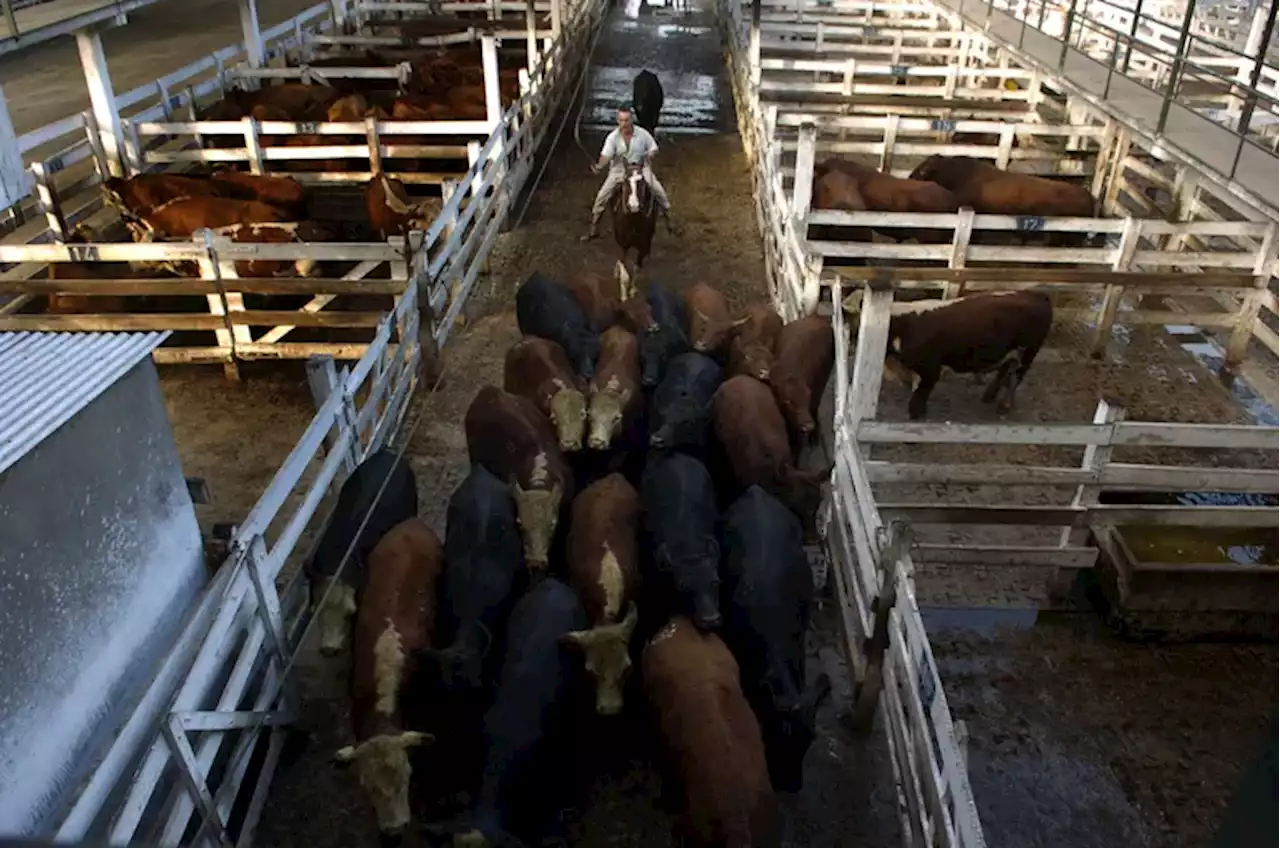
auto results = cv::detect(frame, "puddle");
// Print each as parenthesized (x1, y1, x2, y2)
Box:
(920, 605, 1041, 635)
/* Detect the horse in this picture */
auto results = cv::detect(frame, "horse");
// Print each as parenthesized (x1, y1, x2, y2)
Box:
(612, 163, 658, 272)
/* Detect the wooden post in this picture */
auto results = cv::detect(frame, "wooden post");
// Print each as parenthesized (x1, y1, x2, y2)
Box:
(526, 0, 539, 71)
(550, 0, 562, 40)
(749, 0, 762, 88)
(801, 254, 823, 318)
(1051, 400, 1123, 603)
(1100, 127, 1131, 215)
(1088, 119, 1116, 202)
(365, 116, 383, 175)
(1226, 222, 1279, 367)
(329, 0, 348, 33)
(481, 35, 502, 127)
(792, 122, 817, 227)
(307, 355, 358, 472)
(0, 87, 27, 211)
(878, 113, 899, 173)
(238, 0, 266, 69)
(29, 162, 68, 242)
(1089, 216, 1141, 356)
(194, 230, 241, 381)
(849, 520, 911, 732)
(944, 207, 974, 299)
(847, 284, 893, 425)
(75, 27, 127, 177)
(242, 118, 265, 175)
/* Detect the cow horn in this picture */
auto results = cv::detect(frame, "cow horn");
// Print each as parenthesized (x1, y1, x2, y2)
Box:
(379, 173, 414, 216)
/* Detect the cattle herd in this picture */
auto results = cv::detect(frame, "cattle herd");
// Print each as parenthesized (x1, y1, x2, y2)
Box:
(299, 265, 838, 847)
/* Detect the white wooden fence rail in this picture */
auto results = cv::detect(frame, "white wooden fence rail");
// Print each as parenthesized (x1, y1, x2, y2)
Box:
(28, 0, 604, 842)
(721, 2, 989, 847)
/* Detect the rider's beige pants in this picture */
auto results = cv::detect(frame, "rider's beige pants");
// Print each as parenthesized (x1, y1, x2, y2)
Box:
(591, 164, 671, 220)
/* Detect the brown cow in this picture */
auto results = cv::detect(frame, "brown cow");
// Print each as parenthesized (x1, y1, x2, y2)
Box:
(464, 385, 575, 569)
(210, 171, 307, 216)
(768, 315, 834, 447)
(102, 174, 236, 217)
(560, 473, 641, 715)
(333, 517, 443, 841)
(684, 283, 733, 355)
(908, 155, 1096, 245)
(713, 375, 831, 537)
(44, 227, 136, 314)
(727, 304, 783, 381)
(503, 336, 587, 452)
(565, 268, 622, 331)
(643, 617, 777, 848)
(813, 158, 958, 244)
(129, 197, 291, 240)
(586, 326, 643, 451)
(844, 288, 1053, 419)
(224, 221, 332, 278)
(327, 93, 391, 122)
(363, 172, 440, 240)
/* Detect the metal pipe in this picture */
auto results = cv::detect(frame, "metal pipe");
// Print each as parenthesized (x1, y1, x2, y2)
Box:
(1234, 0, 1278, 136)
(1059, 0, 1081, 67)
(1156, 0, 1200, 135)
(1120, 0, 1144, 74)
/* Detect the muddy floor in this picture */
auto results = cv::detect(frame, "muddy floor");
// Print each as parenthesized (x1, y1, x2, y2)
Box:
(257, 1, 900, 847)
(860, 281, 1279, 847)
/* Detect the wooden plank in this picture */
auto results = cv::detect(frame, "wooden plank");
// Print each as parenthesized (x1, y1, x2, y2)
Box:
(911, 544, 1099, 569)
(865, 461, 1093, 485)
(879, 503, 1279, 527)
(823, 266, 1256, 288)
(1101, 464, 1279, 493)
(858, 420, 1113, 445)
(0, 278, 407, 296)
(1111, 422, 1279, 449)
(0, 313, 228, 331)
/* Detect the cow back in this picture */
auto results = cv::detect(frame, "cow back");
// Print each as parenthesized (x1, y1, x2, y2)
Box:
(712, 375, 792, 492)
(350, 517, 444, 738)
(567, 473, 640, 625)
(142, 197, 292, 237)
(463, 386, 572, 496)
(642, 618, 775, 848)
(566, 270, 622, 331)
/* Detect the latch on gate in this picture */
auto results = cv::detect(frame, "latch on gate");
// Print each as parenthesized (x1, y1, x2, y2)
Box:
(930, 119, 957, 132)
(1015, 214, 1047, 233)
(890, 65, 909, 78)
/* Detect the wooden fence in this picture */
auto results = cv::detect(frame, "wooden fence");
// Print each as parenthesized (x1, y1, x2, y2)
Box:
(28, 0, 605, 842)
(729, 0, 1280, 364)
(0, 0, 601, 371)
(722, 3, 989, 847)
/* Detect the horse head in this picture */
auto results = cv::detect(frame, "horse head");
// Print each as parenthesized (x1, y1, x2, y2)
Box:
(618, 164, 652, 216)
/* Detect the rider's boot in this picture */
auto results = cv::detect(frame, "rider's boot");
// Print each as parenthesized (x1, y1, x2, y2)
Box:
(580, 214, 601, 242)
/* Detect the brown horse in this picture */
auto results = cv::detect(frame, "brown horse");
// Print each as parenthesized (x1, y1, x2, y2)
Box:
(612, 163, 658, 271)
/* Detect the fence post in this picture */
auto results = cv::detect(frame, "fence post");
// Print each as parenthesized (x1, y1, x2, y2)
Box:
(238, 0, 266, 69)
(1052, 399, 1123, 603)
(792, 122, 817, 229)
(848, 520, 911, 732)
(551, 0, 563, 40)
(526, 0, 539, 70)
(195, 229, 245, 380)
(365, 115, 383, 176)
(1089, 216, 1141, 356)
(307, 354, 360, 473)
(1225, 222, 1279, 367)
(847, 283, 894, 425)
(0, 87, 23, 213)
(29, 162, 69, 242)
(75, 26, 127, 178)
(481, 34, 502, 128)
(242, 118, 265, 175)
(878, 113, 899, 173)
(945, 206, 974, 300)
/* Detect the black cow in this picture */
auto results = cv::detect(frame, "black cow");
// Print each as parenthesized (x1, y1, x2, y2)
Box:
(721, 486, 831, 793)
(635, 280, 689, 387)
(453, 578, 588, 848)
(516, 272, 601, 379)
(849, 289, 1053, 419)
(424, 463, 526, 696)
(639, 451, 722, 632)
(304, 448, 418, 656)
(632, 70, 664, 135)
(649, 352, 724, 453)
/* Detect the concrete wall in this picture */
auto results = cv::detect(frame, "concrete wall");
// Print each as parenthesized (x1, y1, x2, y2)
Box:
(0, 359, 205, 835)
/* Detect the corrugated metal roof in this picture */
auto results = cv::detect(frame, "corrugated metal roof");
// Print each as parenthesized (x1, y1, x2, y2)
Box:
(0, 331, 170, 476)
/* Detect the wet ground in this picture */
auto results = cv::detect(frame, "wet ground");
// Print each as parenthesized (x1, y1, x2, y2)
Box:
(257, 1, 900, 846)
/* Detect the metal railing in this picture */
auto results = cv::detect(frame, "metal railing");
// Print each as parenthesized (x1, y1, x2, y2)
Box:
(987, 0, 1279, 187)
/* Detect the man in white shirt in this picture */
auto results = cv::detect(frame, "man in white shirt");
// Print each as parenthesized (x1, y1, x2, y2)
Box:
(581, 106, 681, 241)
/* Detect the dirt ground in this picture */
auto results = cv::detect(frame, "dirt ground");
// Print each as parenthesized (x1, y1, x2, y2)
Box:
(257, 2, 900, 847)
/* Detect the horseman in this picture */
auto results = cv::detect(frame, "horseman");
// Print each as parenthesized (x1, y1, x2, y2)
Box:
(581, 105, 681, 241)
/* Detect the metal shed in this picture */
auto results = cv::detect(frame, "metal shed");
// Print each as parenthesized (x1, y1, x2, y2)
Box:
(0, 331, 206, 835)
